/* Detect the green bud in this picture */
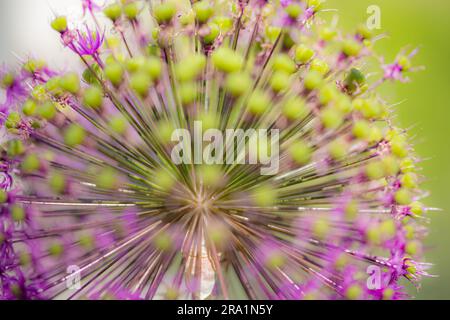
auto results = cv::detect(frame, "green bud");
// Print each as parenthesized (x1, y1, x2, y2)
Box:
(59, 73, 80, 94)
(318, 84, 338, 105)
(283, 33, 295, 50)
(345, 200, 359, 221)
(48, 242, 64, 257)
(193, 1, 214, 24)
(380, 220, 396, 239)
(352, 120, 371, 140)
(366, 161, 384, 180)
(212, 47, 243, 73)
(83, 64, 102, 86)
(202, 23, 220, 44)
(320, 27, 337, 41)
(64, 124, 86, 147)
(179, 82, 197, 105)
(328, 139, 348, 161)
(357, 24, 373, 40)
(342, 39, 362, 57)
(49, 172, 66, 194)
(0, 190, 7, 203)
(285, 4, 303, 19)
(21, 154, 40, 173)
(5, 112, 21, 129)
(320, 108, 343, 129)
(345, 284, 362, 300)
(2, 73, 14, 88)
(125, 56, 145, 73)
(295, 44, 315, 64)
(353, 98, 382, 119)
(401, 173, 418, 189)
(289, 141, 312, 165)
(282, 97, 308, 121)
(38, 101, 57, 120)
(225, 72, 251, 97)
(154, 170, 175, 191)
(368, 126, 383, 143)
(153, 1, 176, 24)
(313, 218, 330, 239)
(51, 16, 68, 32)
(152, 27, 160, 41)
(143, 57, 162, 80)
(23, 59, 46, 74)
(382, 156, 400, 176)
(154, 232, 172, 251)
(214, 16, 233, 32)
(180, 11, 195, 26)
(308, 0, 324, 12)
(10, 205, 25, 222)
(404, 225, 415, 239)
(335, 95, 353, 114)
(44, 78, 63, 98)
(265, 26, 281, 43)
(130, 72, 152, 97)
(105, 62, 124, 87)
(398, 56, 412, 71)
(310, 59, 329, 75)
(147, 44, 160, 56)
(366, 225, 381, 245)
(19, 251, 31, 266)
(265, 251, 286, 269)
(273, 54, 297, 74)
(96, 168, 118, 189)
(83, 86, 103, 109)
(198, 165, 222, 188)
(410, 201, 424, 216)
(124, 2, 139, 20)
(395, 188, 412, 206)
(400, 158, 416, 173)
(252, 185, 277, 207)
(22, 100, 37, 116)
(7, 140, 25, 157)
(79, 234, 95, 250)
(175, 54, 206, 81)
(109, 115, 128, 134)
(304, 70, 323, 90)
(248, 90, 270, 115)
(197, 112, 218, 130)
(270, 71, 291, 92)
(390, 137, 409, 158)
(405, 241, 420, 255)
(157, 120, 175, 144)
(104, 3, 122, 21)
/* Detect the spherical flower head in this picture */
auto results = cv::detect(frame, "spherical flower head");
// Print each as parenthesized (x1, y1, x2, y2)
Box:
(0, 0, 431, 301)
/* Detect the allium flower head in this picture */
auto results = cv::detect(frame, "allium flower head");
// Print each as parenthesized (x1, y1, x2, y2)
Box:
(0, 0, 432, 300)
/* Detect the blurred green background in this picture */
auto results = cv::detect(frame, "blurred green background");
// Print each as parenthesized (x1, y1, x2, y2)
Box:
(328, 0, 450, 299)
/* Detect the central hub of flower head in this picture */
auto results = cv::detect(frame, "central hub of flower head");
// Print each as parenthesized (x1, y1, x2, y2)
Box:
(194, 192, 211, 211)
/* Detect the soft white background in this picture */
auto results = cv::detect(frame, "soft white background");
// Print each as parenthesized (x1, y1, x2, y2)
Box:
(0, 0, 88, 67)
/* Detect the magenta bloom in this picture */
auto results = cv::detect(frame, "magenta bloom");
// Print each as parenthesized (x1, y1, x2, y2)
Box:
(383, 49, 419, 82)
(68, 26, 104, 59)
(0, 67, 28, 119)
